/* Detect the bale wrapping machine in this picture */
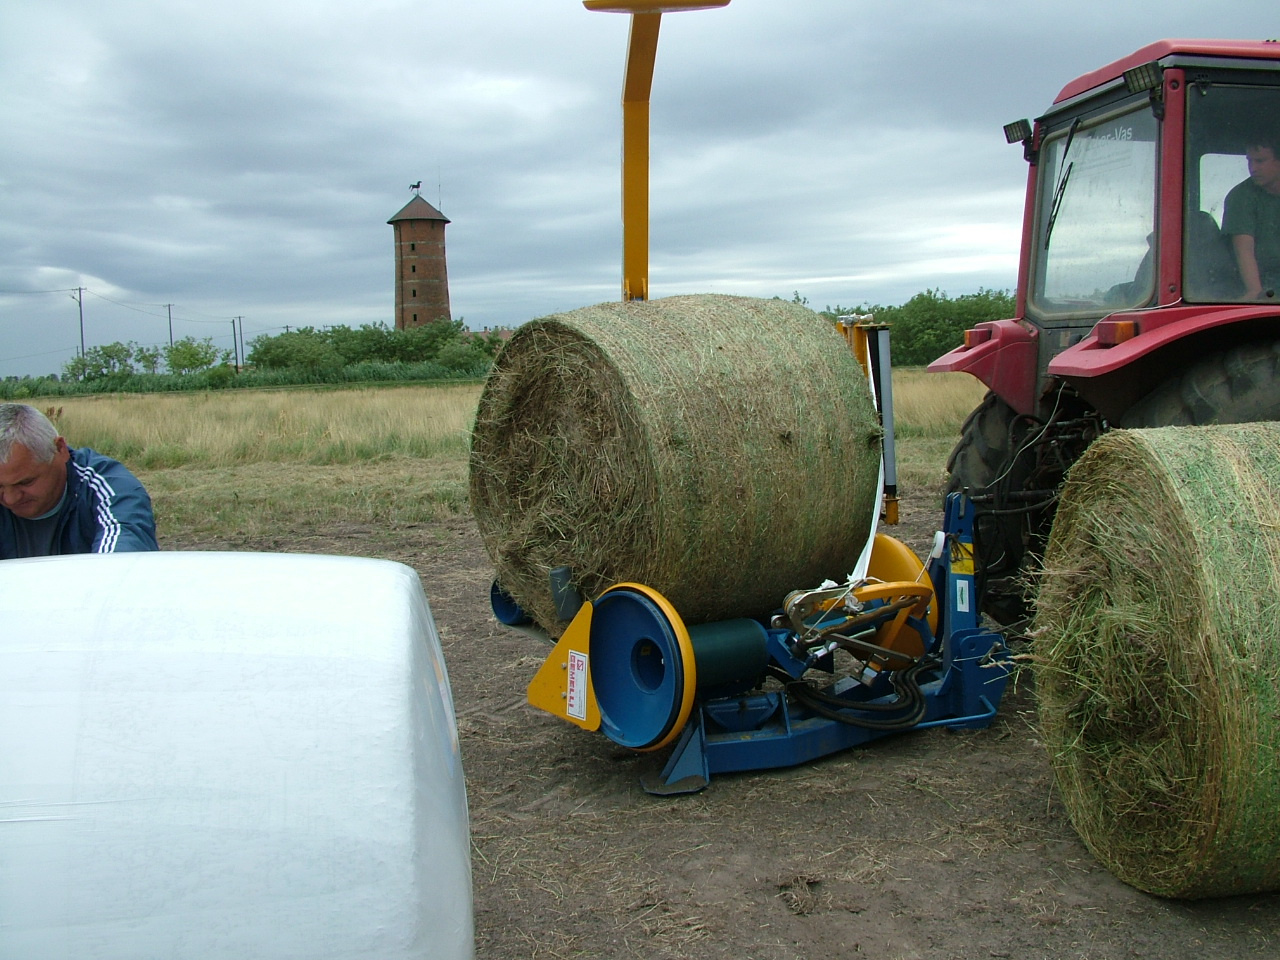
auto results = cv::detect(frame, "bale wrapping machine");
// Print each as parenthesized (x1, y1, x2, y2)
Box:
(494, 321, 1011, 793)
(479, 0, 1011, 794)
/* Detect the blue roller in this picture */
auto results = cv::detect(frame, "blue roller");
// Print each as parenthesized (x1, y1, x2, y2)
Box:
(590, 586, 691, 750)
(490, 581, 532, 626)
(590, 585, 771, 750)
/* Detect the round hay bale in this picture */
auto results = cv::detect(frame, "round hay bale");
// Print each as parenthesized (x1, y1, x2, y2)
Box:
(1034, 422, 1280, 898)
(469, 294, 882, 636)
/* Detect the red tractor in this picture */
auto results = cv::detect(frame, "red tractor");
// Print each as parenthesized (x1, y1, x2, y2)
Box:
(931, 39, 1280, 623)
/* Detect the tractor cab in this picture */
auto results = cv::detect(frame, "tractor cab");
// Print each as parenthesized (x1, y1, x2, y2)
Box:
(930, 40, 1280, 624)
(1030, 55, 1280, 318)
(936, 40, 1280, 422)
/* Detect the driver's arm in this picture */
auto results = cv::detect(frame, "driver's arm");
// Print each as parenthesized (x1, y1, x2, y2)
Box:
(1233, 234, 1264, 298)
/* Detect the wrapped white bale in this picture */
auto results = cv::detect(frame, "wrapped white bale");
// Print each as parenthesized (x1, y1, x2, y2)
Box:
(0, 551, 473, 959)
(469, 293, 883, 635)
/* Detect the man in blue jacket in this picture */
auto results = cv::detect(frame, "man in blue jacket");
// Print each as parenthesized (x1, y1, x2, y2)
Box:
(0, 403, 158, 559)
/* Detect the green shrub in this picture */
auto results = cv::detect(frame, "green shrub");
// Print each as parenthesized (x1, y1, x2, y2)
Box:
(822, 288, 1015, 366)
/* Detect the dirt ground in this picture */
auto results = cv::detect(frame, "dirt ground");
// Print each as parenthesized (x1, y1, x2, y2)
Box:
(170, 489, 1280, 960)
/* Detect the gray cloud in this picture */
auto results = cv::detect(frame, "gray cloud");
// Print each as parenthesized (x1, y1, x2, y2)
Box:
(1, 0, 1276, 375)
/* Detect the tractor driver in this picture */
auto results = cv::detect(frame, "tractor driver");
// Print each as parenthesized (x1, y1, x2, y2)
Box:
(1223, 133, 1280, 300)
(0, 403, 158, 559)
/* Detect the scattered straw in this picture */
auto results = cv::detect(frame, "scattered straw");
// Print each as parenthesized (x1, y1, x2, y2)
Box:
(469, 294, 882, 635)
(1034, 423, 1280, 898)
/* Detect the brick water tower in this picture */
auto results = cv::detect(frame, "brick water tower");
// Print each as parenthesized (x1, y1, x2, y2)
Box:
(388, 191, 451, 330)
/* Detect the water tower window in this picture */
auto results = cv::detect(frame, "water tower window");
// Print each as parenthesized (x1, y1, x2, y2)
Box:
(410, 242, 416, 251)
(411, 265, 416, 273)
(413, 314, 418, 323)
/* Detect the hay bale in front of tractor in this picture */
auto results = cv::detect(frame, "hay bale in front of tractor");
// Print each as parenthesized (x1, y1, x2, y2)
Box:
(468, 293, 883, 636)
(1034, 422, 1280, 898)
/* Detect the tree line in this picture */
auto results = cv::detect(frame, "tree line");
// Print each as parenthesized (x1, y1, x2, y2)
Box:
(817, 288, 1015, 366)
(246, 319, 504, 372)
(61, 336, 230, 382)
(1, 291, 1014, 399)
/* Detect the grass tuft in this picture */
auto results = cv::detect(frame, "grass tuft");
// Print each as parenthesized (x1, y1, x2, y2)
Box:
(44, 383, 480, 468)
(43, 384, 479, 542)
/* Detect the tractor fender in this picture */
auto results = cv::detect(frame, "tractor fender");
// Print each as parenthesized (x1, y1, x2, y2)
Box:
(928, 319, 1039, 416)
(1047, 305, 1280, 421)
(1048, 304, 1280, 378)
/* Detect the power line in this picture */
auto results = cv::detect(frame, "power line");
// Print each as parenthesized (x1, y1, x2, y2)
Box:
(0, 346, 78, 364)
(0, 287, 236, 327)
(82, 288, 173, 320)
(2, 285, 307, 336)
(170, 320, 235, 330)
(1, 281, 336, 374)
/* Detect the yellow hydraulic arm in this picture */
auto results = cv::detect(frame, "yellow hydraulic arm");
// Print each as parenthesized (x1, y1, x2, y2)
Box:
(584, 0, 730, 301)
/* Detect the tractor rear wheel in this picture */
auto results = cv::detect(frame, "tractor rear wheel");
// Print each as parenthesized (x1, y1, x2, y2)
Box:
(1120, 340, 1280, 427)
(945, 392, 1040, 625)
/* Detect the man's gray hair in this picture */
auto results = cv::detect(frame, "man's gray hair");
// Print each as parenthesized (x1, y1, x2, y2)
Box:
(0, 403, 60, 464)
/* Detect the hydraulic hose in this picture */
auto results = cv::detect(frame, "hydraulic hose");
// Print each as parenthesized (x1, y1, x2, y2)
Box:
(768, 656, 938, 731)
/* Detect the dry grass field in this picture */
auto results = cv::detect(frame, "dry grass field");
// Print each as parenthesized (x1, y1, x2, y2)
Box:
(45, 383, 481, 538)
(45, 373, 981, 541)
(38, 374, 1280, 959)
(49, 381, 481, 465)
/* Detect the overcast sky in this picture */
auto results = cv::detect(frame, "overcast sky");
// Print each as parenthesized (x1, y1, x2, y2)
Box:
(1, 1, 1275, 377)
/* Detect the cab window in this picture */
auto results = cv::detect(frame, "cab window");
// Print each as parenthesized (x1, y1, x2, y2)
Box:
(1031, 102, 1159, 317)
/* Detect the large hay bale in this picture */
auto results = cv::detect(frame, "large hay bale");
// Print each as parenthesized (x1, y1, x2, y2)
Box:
(1034, 423, 1280, 898)
(469, 294, 882, 636)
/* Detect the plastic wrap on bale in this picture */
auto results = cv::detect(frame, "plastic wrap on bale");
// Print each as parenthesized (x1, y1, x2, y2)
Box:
(0, 551, 474, 959)
(468, 294, 883, 636)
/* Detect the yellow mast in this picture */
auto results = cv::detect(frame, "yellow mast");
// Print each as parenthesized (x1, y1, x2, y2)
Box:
(584, 1, 731, 301)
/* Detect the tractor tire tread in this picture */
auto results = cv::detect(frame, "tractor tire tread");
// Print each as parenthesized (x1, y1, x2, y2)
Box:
(1121, 341, 1280, 427)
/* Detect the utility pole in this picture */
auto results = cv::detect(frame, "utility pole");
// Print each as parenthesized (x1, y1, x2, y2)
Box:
(166, 304, 174, 348)
(236, 317, 245, 369)
(230, 319, 239, 370)
(72, 287, 85, 356)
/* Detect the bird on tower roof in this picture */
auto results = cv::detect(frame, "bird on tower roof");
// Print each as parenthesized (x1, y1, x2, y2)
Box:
(388, 194, 450, 224)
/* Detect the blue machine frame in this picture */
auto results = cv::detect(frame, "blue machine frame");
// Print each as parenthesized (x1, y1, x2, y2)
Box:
(641, 493, 1008, 793)
(512, 492, 1011, 795)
